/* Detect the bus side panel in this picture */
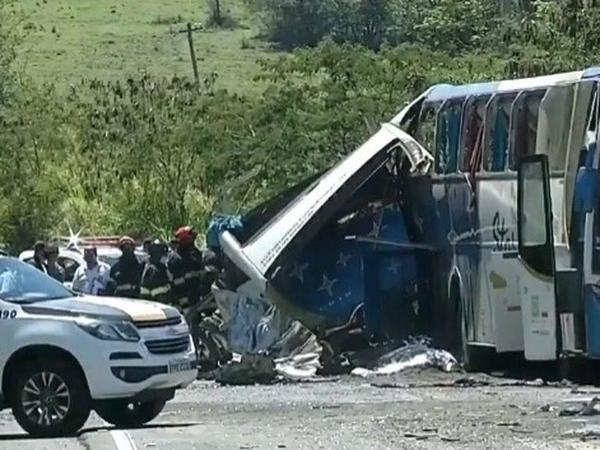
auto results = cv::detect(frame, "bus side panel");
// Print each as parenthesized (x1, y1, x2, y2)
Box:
(404, 175, 451, 340)
(430, 175, 480, 344)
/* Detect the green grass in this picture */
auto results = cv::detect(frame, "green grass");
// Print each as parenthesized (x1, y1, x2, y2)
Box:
(13, 0, 278, 94)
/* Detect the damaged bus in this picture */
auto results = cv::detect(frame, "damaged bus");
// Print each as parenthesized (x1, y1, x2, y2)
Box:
(218, 67, 600, 370)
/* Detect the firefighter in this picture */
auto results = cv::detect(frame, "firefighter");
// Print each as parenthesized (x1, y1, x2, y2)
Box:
(166, 226, 204, 312)
(109, 236, 144, 298)
(140, 240, 171, 304)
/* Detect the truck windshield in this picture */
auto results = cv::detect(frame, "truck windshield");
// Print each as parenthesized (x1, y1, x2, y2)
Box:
(0, 258, 73, 303)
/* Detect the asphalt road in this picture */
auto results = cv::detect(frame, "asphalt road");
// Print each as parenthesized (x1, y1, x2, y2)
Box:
(0, 370, 599, 450)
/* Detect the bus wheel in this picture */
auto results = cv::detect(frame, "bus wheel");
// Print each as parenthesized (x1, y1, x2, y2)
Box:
(454, 298, 472, 370)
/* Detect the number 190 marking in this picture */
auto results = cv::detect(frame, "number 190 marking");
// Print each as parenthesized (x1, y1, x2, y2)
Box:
(1, 310, 17, 319)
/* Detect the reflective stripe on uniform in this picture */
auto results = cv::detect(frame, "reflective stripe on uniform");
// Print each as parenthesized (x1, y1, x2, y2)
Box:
(176, 297, 190, 306)
(140, 287, 151, 296)
(149, 285, 170, 297)
(173, 277, 186, 286)
(115, 283, 135, 292)
(184, 270, 202, 280)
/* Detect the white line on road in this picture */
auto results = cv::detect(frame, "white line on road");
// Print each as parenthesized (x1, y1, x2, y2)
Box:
(110, 430, 138, 450)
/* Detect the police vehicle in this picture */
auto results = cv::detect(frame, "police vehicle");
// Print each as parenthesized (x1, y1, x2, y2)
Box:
(0, 256, 196, 437)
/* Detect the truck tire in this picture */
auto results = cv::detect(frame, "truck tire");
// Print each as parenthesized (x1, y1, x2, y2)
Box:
(11, 360, 91, 437)
(95, 399, 166, 428)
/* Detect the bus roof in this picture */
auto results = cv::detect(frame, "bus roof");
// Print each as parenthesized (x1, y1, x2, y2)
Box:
(424, 67, 600, 103)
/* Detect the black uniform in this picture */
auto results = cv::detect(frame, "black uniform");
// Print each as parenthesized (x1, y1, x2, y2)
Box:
(140, 260, 171, 304)
(47, 263, 65, 283)
(166, 245, 204, 310)
(110, 255, 144, 298)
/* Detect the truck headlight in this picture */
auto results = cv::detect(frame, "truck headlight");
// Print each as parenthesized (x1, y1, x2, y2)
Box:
(77, 319, 140, 342)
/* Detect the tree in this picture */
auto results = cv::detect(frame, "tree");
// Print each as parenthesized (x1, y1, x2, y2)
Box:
(0, 0, 18, 106)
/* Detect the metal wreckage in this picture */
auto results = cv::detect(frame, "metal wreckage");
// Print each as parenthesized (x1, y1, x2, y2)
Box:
(196, 116, 458, 384)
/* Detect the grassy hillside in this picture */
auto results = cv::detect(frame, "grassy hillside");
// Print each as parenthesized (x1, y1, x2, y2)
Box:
(14, 0, 276, 93)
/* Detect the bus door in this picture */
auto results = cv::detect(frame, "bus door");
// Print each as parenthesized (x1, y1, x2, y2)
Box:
(516, 154, 558, 361)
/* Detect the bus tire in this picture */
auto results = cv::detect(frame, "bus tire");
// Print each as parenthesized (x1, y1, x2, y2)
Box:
(454, 298, 473, 370)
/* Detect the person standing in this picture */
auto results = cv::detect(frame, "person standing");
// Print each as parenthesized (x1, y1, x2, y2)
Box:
(45, 243, 65, 283)
(166, 226, 204, 312)
(140, 240, 171, 304)
(109, 236, 144, 298)
(29, 241, 47, 274)
(72, 246, 111, 295)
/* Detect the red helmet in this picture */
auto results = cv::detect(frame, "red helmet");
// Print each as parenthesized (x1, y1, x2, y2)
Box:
(175, 226, 196, 244)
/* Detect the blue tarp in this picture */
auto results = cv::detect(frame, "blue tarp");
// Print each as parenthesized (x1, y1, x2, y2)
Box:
(207, 214, 244, 252)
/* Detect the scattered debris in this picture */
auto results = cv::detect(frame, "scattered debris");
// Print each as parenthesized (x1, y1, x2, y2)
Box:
(510, 428, 534, 435)
(203, 282, 322, 386)
(559, 397, 600, 417)
(404, 432, 434, 440)
(311, 405, 342, 410)
(440, 436, 461, 442)
(539, 404, 557, 413)
(571, 388, 600, 395)
(496, 421, 521, 427)
(351, 339, 457, 377)
(563, 425, 600, 440)
(580, 397, 600, 416)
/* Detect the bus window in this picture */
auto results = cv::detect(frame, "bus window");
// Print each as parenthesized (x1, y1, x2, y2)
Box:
(415, 102, 441, 155)
(434, 100, 463, 174)
(461, 96, 490, 173)
(509, 90, 546, 171)
(484, 95, 516, 172)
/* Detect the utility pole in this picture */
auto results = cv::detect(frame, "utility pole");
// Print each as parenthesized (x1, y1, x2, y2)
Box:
(186, 23, 199, 84)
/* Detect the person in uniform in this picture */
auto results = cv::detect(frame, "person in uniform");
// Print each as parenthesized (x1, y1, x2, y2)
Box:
(45, 243, 65, 283)
(140, 240, 171, 304)
(166, 227, 204, 312)
(109, 236, 144, 298)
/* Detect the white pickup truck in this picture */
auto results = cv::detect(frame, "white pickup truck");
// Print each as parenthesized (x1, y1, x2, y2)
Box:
(0, 256, 197, 437)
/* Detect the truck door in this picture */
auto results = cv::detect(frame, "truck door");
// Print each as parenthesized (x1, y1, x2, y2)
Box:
(516, 154, 558, 361)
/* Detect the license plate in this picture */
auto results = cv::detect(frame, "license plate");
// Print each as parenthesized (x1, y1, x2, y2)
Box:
(168, 359, 194, 373)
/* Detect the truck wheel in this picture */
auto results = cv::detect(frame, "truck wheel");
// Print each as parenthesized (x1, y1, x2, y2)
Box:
(95, 399, 166, 428)
(11, 360, 90, 437)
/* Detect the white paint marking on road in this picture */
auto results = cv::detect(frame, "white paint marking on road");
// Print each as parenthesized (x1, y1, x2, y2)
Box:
(110, 430, 138, 450)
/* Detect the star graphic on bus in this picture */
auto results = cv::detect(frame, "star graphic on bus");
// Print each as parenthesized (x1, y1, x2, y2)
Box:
(336, 252, 352, 267)
(289, 262, 309, 283)
(318, 274, 337, 297)
(414, 215, 424, 234)
(388, 261, 402, 274)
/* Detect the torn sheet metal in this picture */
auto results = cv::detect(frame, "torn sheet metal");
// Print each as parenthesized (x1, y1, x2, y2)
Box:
(218, 125, 432, 334)
(219, 124, 432, 292)
(350, 339, 458, 377)
(203, 281, 322, 385)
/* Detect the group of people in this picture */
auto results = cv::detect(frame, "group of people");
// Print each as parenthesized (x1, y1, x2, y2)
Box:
(30, 226, 220, 317)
